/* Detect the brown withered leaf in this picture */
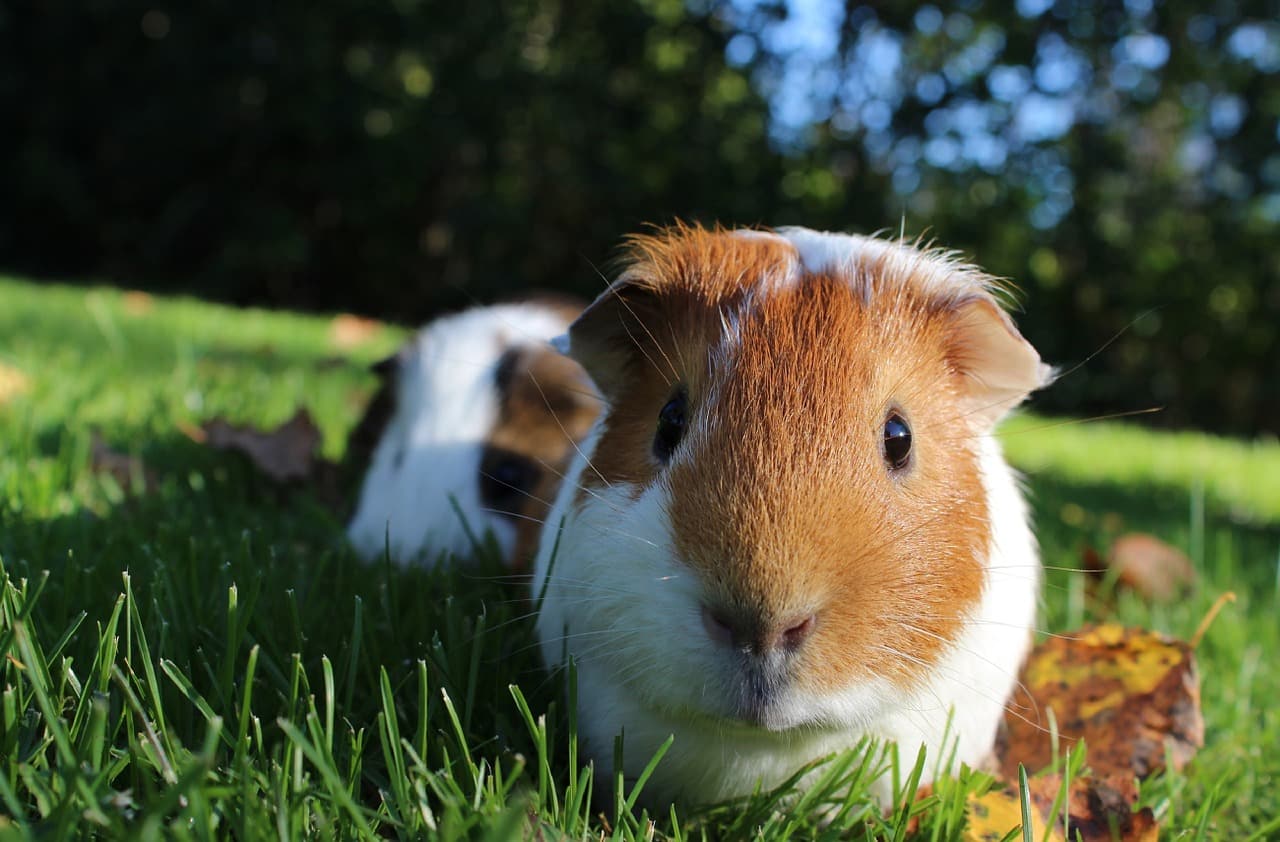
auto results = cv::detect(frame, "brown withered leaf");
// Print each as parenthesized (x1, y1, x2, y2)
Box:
(90, 431, 158, 493)
(1044, 773, 1158, 842)
(0, 362, 29, 406)
(329, 314, 384, 349)
(175, 418, 209, 444)
(967, 774, 1156, 842)
(1109, 533, 1197, 602)
(121, 290, 154, 315)
(202, 410, 321, 482)
(999, 624, 1203, 782)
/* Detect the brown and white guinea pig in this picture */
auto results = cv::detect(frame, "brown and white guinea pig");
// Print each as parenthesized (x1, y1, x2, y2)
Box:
(346, 301, 600, 568)
(532, 224, 1052, 806)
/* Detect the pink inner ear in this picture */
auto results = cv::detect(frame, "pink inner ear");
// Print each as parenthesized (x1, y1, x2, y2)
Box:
(952, 297, 1051, 428)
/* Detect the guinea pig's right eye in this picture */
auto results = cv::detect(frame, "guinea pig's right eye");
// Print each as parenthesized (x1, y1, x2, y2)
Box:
(882, 412, 912, 472)
(479, 449, 541, 515)
(653, 389, 688, 463)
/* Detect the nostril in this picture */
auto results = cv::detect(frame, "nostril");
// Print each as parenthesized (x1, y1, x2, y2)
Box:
(779, 613, 817, 650)
(701, 604, 734, 647)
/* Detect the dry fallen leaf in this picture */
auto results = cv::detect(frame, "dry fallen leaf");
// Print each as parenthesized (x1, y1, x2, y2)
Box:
(0, 362, 29, 406)
(122, 290, 154, 315)
(90, 431, 158, 493)
(965, 786, 1064, 842)
(999, 624, 1203, 781)
(967, 774, 1157, 842)
(1044, 773, 1158, 842)
(969, 611, 1216, 840)
(1108, 533, 1197, 602)
(329, 314, 384, 349)
(175, 418, 209, 444)
(202, 410, 321, 482)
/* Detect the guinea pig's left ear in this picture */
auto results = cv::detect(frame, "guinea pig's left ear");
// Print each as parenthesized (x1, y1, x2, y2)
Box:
(950, 297, 1054, 429)
(552, 273, 661, 402)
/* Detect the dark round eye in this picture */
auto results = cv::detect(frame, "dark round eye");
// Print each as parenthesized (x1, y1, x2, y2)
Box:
(883, 412, 912, 472)
(653, 389, 688, 463)
(479, 448, 540, 515)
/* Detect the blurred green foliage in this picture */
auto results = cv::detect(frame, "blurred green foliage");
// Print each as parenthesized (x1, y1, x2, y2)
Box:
(1, 0, 1276, 434)
(2, 0, 787, 308)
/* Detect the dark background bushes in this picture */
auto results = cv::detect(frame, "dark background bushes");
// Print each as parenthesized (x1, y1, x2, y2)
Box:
(2, 0, 1277, 434)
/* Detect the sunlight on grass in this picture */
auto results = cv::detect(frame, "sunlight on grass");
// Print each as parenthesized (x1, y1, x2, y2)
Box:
(1, 276, 1277, 838)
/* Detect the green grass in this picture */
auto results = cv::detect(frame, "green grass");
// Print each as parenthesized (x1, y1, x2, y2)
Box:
(1, 276, 1277, 839)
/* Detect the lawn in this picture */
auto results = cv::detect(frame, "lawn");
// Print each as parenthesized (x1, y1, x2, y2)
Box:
(1, 277, 1277, 839)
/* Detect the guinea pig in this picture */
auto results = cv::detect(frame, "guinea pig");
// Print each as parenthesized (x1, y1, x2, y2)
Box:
(531, 224, 1052, 807)
(346, 300, 600, 568)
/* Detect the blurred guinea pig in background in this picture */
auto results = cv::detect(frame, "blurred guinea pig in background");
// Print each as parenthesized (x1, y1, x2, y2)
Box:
(345, 300, 600, 568)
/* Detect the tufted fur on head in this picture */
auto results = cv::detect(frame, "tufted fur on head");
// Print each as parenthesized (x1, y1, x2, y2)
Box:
(533, 223, 1050, 807)
(346, 300, 599, 568)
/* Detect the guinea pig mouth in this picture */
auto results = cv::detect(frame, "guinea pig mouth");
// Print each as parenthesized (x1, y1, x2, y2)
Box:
(718, 660, 800, 731)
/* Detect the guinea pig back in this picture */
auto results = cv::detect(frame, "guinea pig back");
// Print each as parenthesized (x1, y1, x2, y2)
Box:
(532, 224, 1051, 806)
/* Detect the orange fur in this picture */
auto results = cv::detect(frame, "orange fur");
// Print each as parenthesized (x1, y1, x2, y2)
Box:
(571, 224, 997, 692)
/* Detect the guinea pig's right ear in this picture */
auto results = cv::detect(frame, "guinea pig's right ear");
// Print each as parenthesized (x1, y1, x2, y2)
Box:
(950, 297, 1054, 429)
(553, 274, 661, 401)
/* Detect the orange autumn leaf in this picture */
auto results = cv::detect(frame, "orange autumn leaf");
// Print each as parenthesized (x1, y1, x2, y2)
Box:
(966, 773, 1157, 842)
(965, 786, 1065, 842)
(121, 290, 154, 315)
(0, 362, 29, 406)
(329, 314, 384, 349)
(999, 624, 1203, 782)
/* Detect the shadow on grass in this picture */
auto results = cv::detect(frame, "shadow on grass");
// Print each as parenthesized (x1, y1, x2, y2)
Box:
(2, 422, 1276, 820)
(0, 425, 554, 779)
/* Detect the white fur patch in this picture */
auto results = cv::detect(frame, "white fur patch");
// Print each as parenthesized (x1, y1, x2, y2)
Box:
(532, 428, 1040, 805)
(347, 303, 575, 565)
(736, 226, 999, 306)
(532, 227, 1043, 807)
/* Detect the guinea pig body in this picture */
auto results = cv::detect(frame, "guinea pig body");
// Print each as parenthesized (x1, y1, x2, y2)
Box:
(347, 301, 598, 567)
(532, 225, 1050, 806)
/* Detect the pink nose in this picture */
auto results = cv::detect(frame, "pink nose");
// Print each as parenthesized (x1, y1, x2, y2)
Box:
(701, 604, 817, 654)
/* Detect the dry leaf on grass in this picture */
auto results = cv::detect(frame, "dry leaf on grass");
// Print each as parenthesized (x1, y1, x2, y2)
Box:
(175, 418, 208, 444)
(1108, 533, 1197, 602)
(999, 624, 1203, 780)
(202, 410, 321, 482)
(0, 362, 30, 406)
(90, 431, 158, 493)
(122, 290, 154, 315)
(966, 623, 1206, 840)
(967, 774, 1157, 842)
(329, 314, 384, 349)
(966, 786, 1065, 842)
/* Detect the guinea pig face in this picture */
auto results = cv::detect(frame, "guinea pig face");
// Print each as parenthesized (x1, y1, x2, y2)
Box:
(538, 225, 1048, 736)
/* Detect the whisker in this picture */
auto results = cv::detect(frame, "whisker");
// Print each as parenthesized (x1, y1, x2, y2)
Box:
(524, 367, 612, 491)
(989, 407, 1165, 440)
(478, 471, 554, 511)
(586, 262, 678, 387)
(1050, 307, 1164, 385)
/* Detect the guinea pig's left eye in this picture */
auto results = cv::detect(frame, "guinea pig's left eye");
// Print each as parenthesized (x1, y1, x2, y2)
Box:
(653, 389, 688, 463)
(883, 412, 912, 472)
